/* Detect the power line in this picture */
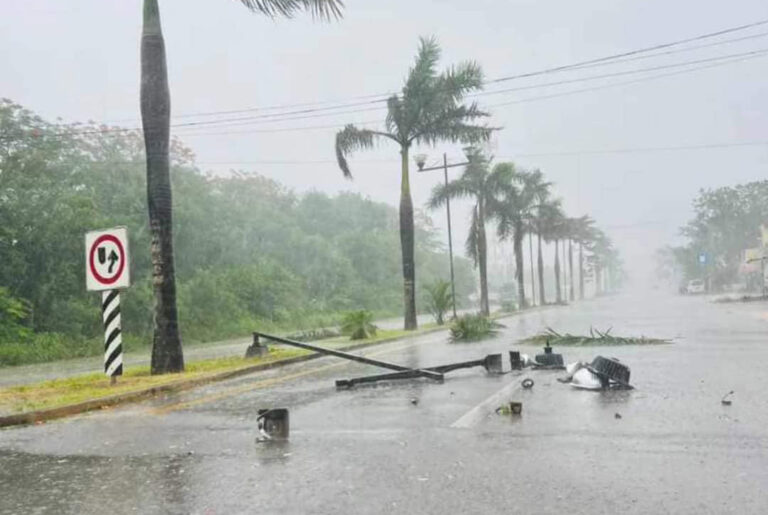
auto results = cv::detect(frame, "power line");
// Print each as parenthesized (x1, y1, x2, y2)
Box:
(169, 139, 768, 166)
(485, 51, 768, 109)
(4, 40, 767, 142)
(487, 17, 768, 84)
(42, 17, 768, 127)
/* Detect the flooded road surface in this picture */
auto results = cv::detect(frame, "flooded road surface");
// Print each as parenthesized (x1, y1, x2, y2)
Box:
(2, 291, 768, 514)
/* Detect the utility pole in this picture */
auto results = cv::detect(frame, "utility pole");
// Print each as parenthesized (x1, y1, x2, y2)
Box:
(443, 153, 458, 319)
(415, 153, 471, 319)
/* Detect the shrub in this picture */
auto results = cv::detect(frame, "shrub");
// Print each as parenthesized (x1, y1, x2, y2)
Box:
(449, 314, 503, 342)
(341, 310, 377, 340)
(424, 279, 453, 325)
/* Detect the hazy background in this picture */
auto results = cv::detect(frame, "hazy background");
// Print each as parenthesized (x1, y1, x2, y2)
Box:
(3, 0, 767, 287)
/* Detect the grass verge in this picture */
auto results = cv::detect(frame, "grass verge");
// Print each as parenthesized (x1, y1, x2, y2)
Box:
(0, 324, 439, 419)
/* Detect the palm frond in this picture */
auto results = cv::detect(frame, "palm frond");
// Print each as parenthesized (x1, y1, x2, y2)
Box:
(465, 205, 480, 266)
(427, 179, 476, 209)
(334, 124, 392, 179)
(436, 61, 484, 100)
(238, 0, 344, 19)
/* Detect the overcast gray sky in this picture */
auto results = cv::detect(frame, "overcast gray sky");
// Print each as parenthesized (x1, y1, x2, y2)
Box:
(3, 0, 768, 285)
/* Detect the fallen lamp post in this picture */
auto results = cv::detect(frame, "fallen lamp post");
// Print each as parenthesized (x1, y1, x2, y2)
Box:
(251, 331, 444, 383)
(251, 331, 503, 388)
(335, 353, 503, 389)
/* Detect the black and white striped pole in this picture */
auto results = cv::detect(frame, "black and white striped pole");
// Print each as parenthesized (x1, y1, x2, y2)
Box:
(86, 227, 131, 385)
(102, 290, 123, 383)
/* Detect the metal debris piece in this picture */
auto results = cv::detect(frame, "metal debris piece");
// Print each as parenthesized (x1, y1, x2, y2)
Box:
(615, 412, 622, 419)
(721, 390, 734, 406)
(587, 356, 632, 389)
(335, 353, 502, 389)
(257, 408, 289, 441)
(496, 401, 523, 415)
(521, 378, 535, 389)
(245, 333, 269, 358)
(509, 351, 523, 370)
(533, 341, 565, 369)
(254, 330, 443, 385)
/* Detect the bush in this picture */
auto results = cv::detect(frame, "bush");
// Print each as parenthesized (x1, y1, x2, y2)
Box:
(341, 310, 377, 340)
(424, 279, 453, 325)
(449, 314, 503, 342)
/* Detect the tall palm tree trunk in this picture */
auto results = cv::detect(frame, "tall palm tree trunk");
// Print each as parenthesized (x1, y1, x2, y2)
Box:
(528, 232, 535, 307)
(579, 242, 584, 300)
(399, 146, 417, 330)
(568, 239, 574, 302)
(514, 224, 526, 309)
(561, 240, 567, 300)
(477, 202, 490, 316)
(141, 0, 183, 374)
(537, 233, 546, 305)
(554, 239, 562, 303)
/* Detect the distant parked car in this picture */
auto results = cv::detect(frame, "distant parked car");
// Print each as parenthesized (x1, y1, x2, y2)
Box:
(686, 279, 705, 294)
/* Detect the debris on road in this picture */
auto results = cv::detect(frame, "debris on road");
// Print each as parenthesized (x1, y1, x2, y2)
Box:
(721, 390, 734, 406)
(336, 353, 503, 388)
(245, 332, 269, 358)
(496, 401, 523, 415)
(566, 356, 633, 390)
(519, 327, 672, 346)
(533, 341, 565, 369)
(521, 378, 535, 389)
(615, 412, 622, 419)
(256, 408, 289, 441)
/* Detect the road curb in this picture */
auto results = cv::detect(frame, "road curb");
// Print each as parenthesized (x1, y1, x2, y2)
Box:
(0, 324, 450, 429)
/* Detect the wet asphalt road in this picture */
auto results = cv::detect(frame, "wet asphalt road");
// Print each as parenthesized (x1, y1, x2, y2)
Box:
(2, 291, 768, 514)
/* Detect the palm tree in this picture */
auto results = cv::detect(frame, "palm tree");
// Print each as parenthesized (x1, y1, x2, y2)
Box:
(586, 228, 611, 295)
(540, 203, 566, 303)
(527, 172, 555, 305)
(519, 170, 550, 307)
(429, 148, 509, 316)
(140, 0, 342, 374)
(534, 199, 563, 304)
(495, 166, 537, 310)
(335, 38, 492, 329)
(572, 215, 596, 300)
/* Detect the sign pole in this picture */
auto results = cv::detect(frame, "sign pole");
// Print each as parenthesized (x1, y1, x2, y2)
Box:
(86, 226, 130, 383)
(102, 289, 123, 383)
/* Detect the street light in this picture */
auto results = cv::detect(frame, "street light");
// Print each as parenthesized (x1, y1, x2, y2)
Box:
(415, 152, 471, 319)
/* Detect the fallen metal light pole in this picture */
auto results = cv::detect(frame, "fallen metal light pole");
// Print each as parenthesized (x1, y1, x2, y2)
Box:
(251, 331, 444, 383)
(335, 354, 503, 389)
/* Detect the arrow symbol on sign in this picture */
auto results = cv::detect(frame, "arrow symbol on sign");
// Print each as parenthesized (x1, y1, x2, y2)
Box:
(107, 250, 119, 274)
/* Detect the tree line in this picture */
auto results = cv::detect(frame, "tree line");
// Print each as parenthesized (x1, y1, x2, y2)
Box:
(656, 180, 768, 291)
(0, 98, 475, 365)
(3, 1, 622, 372)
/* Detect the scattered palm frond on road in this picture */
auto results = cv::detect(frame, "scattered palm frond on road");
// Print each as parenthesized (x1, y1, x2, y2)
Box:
(713, 295, 768, 304)
(518, 327, 672, 346)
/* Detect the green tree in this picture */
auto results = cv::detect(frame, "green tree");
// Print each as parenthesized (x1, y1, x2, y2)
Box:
(335, 37, 492, 329)
(139, 0, 343, 374)
(428, 148, 508, 316)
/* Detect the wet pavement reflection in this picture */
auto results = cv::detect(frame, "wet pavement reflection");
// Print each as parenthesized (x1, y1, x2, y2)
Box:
(2, 291, 768, 514)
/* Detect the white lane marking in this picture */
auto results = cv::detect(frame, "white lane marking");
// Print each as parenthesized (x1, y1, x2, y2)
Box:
(450, 380, 523, 428)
